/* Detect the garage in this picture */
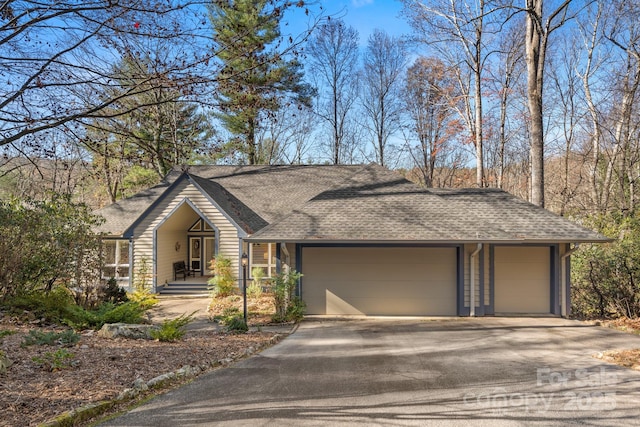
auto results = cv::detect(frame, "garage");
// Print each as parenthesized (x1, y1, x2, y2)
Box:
(301, 246, 458, 316)
(494, 246, 551, 314)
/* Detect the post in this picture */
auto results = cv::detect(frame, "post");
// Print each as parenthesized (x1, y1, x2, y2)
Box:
(241, 252, 248, 325)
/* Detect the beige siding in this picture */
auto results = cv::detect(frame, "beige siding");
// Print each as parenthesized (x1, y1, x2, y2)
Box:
(132, 180, 241, 287)
(302, 247, 457, 316)
(494, 246, 550, 314)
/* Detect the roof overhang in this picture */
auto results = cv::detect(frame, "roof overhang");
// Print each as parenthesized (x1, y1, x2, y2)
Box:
(244, 237, 614, 245)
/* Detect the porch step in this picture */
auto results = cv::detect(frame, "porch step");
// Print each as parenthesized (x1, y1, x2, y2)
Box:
(159, 282, 209, 296)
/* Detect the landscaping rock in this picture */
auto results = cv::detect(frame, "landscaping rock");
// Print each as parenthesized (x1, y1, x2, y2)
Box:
(0, 351, 13, 373)
(97, 323, 160, 340)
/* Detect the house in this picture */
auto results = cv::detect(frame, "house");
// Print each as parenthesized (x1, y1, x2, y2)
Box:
(96, 164, 609, 317)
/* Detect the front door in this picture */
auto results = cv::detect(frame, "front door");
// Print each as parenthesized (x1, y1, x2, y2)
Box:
(189, 237, 201, 275)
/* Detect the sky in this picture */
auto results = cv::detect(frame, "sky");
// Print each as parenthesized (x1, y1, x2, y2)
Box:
(285, 0, 409, 46)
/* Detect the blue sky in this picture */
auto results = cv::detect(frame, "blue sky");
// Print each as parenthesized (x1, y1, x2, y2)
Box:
(285, 0, 409, 45)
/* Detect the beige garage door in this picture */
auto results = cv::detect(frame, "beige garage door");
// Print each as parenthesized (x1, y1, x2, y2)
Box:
(302, 247, 457, 316)
(494, 246, 550, 314)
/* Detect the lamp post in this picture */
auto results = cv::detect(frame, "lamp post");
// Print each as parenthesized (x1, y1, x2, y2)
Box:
(241, 252, 248, 326)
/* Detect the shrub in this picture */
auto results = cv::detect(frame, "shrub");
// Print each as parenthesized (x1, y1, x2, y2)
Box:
(213, 306, 247, 333)
(207, 255, 237, 297)
(0, 195, 103, 300)
(2, 287, 77, 325)
(102, 278, 129, 304)
(21, 329, 80, 347)
(32, 349, 75, 371)
(247, 267, 264, 298)
(225, 316, 248, 333)
(128, 287, 159, 310)
(63, 300, 150, 330)
(571, 213, 640, 319)
(150, 313, 195, 342)
(272, 270, 304, 323)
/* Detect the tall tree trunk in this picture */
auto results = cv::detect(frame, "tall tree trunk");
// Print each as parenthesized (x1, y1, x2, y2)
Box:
(474, 15, 484, 187)
(525, 0, 545, 207)
(524, 0, 572, 207)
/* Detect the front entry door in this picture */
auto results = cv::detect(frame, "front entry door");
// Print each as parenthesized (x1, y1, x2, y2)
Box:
(189, 237, 201, 275)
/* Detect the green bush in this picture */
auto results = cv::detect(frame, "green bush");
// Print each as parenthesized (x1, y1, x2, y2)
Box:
(0, 195, 103, 300)
(272, 270, 304, 323)
(63, 300, 150, 330)
(247, 267, 264, 299)
(2, 287, 77, 325)
(150, 313, 195, 342)
(21, 329, 79, 347)
(207, 255, 237, 297)
(32, 349, 75, 371)
(571, 213, 640, 319)
(225, 316, 248, 333)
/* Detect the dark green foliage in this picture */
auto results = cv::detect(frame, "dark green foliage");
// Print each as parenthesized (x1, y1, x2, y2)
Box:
(225, 316, 248, 333)
(272, 270, 304, 323)
(214, 306, 247, 333)
(2, 287, 78, 325)
(0, 195, 103, 300)
(21, 329, 80, 347)
(150, 312, 195, 342)
(63, 301, 149, 330)
(102, 278, 129, 304)
(571, 213, 640, 319)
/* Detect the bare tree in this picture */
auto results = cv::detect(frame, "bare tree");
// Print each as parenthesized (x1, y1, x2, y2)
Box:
(575, 1, 606, 211)
(0, 0, 211, 150)
(403, 57, 464, 187)
(307, 19, 360, 164)
(484, 22, 525, 189)
(599, 0, 640, 212)
(524, 0, 573, 207)
(402, 0, 504, 187)
(360, 29, 407, 167)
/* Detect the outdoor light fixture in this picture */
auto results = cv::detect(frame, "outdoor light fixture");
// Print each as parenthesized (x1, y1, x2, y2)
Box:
(241, 252, 248, 325)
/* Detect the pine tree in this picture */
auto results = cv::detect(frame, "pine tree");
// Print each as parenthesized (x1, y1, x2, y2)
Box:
(209, 0, 312, 164)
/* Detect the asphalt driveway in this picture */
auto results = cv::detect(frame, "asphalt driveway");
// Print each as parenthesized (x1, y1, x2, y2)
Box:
(101, 317, 640, 426)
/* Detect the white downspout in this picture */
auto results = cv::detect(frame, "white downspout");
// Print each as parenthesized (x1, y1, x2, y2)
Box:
(560, 244, 580, 318)
(470, 243, 483, 317)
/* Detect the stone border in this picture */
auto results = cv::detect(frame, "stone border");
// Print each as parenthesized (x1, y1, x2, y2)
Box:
(40, 333, 286, 427)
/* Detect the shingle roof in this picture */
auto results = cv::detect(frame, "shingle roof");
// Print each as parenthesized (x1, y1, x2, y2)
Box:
(95, 170, 182, 236)
(95, 163, 608, 243)
(247, 165, 610, 243)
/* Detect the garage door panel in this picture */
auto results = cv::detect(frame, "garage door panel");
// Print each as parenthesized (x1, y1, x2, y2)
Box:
(302, 247, 457, 316)
(495, 247, 550, 314)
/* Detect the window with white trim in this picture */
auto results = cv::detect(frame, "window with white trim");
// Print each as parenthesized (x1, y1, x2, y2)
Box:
(102, 239, 130, 281)
(249, 243, 276, 278)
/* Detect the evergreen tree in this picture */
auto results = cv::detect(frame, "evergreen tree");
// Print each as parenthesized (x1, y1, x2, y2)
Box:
(209, 0, 312, 164)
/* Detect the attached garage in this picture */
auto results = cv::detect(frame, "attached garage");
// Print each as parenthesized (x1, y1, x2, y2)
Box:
(494, 246, 551, 314)
(301, 246, 458, 316)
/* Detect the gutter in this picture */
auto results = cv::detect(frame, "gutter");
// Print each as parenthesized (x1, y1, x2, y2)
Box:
(560, 244, 580, 317)
(469, 243, 483, 317)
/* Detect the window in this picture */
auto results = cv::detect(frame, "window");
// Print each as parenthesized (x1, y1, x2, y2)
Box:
(249, 243, 276, 278)
(102, 239, 130, 281)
